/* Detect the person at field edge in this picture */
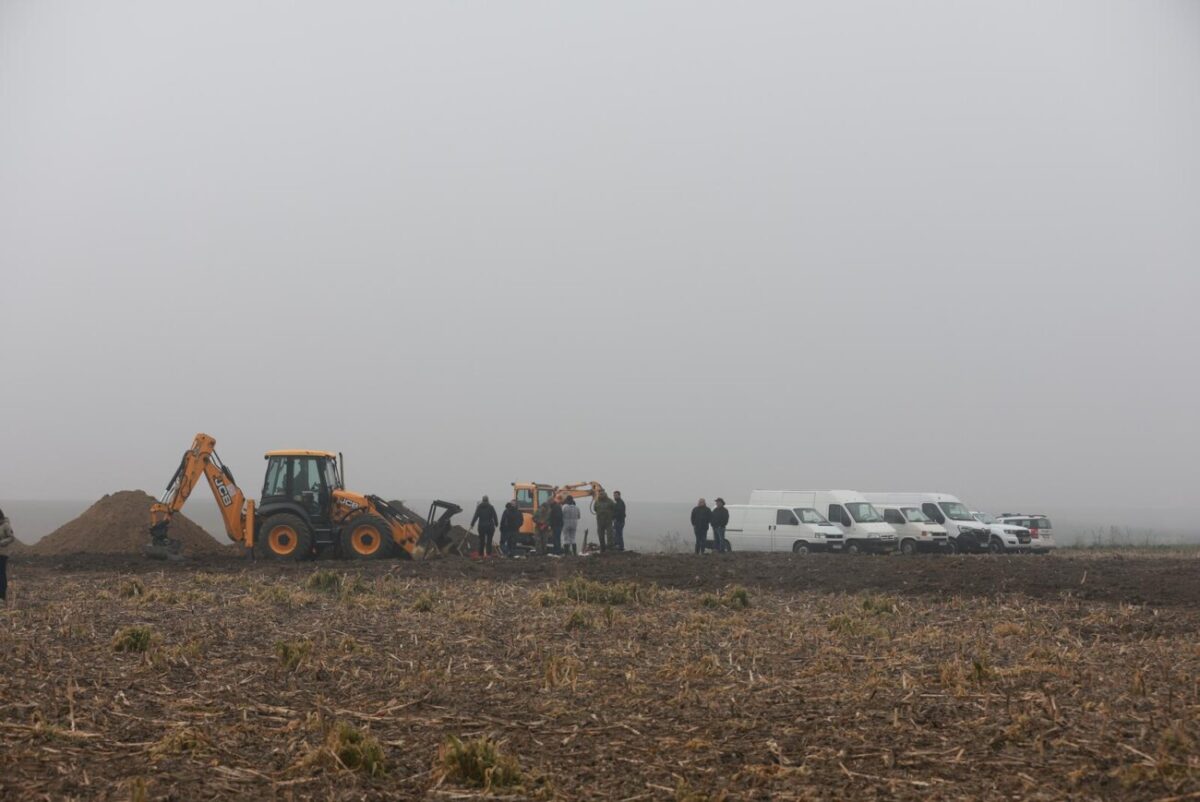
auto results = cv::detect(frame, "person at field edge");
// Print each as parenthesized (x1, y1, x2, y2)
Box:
(561, 496, 581, 555)
(593, 491, 616, 552)
(470, 495, 499, 557)
(0, 507, 14, 606)
(548, 495, 565, 554)
(533, 498, 553, 555)
(710, 498, 729, 553)
(691, 499, 712, 554)
(499, 500, 523, 557)
(612, 490, 627, 551)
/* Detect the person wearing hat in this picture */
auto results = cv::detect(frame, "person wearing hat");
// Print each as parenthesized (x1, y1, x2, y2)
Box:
(710, 498, 730, 553)
(470, 495, 499, 557)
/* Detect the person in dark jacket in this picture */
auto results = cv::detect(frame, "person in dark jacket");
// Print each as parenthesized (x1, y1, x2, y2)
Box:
(0, 507, 14, 606)
(593, 491, 616, 551)
(710, 498, 730, 553)
(548, 496, 564, 554)
(691, 499, 712, 554)
(498, 501, 523, 557)
(470, 495, 500, 556)
(612, 491, 627, 551)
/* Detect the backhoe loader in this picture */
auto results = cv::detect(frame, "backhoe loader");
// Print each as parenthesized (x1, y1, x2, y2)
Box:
(149, 433, 460, 560)
(510, 481, 605, 553)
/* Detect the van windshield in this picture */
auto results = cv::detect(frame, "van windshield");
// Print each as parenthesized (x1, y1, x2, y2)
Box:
(794, 507, 829, 525)
(902, 507, 932, 523)
(940, 502, 975, 521)
(846, 502, 883, 523)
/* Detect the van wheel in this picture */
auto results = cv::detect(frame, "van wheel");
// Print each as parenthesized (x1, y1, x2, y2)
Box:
(846, 543, 861, 555)
(900, 539, 917, 556)
(792, 542, 810, 555)
(988, 539, 1005, 554)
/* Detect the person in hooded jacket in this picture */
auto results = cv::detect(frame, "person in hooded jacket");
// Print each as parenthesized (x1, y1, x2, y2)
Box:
(470, 496, 499, 556)
(498, 501, 523, 557)
(561, 496, 581, 555)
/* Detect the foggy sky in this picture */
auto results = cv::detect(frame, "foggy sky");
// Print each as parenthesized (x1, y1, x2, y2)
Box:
(2, 1, 1198, 515)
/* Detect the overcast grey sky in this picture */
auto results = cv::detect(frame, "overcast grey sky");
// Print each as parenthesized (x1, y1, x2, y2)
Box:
(2, 1, 1198, 513)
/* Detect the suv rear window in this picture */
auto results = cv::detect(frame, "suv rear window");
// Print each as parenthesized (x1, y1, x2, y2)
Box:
(1029, 518, 1052, 530)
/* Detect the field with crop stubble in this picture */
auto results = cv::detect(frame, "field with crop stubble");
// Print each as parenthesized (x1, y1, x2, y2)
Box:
(2, 552, 1199, 800)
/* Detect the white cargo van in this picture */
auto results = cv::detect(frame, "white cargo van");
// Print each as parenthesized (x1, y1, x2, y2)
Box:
(864, 492, 991, 553)
(725, 504, 845, 554)
(875, 504, 950, 554)
(748, 490, 897, 554)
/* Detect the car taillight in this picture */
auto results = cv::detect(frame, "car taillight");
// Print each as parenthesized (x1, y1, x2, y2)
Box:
(1030, 529, 1039, 539)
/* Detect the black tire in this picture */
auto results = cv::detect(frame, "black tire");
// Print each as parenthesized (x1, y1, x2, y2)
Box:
(792, 541, 810, 555)
(846, 542, 861, 555)
(988, 538, 1005, 555)
(900, 539, 917, 556)
(340, 514, 395, 560)
(255, 514, 314, 561)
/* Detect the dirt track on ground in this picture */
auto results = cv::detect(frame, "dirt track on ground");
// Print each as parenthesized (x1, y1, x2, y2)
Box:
(2, 552, 1199, 800)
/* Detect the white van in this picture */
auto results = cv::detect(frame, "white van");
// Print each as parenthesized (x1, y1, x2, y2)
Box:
(725, 505, 845, 554)
(864, 493, 991, 554)
(874, 504, 950, 554)
(748, 490, 897, 554)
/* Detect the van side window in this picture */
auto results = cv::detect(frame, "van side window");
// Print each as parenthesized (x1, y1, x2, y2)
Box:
(776, 509, 799, 526)
(883, 509, 904, 525)
(922, 503, 944, 524)
(829, 505, 850, 526)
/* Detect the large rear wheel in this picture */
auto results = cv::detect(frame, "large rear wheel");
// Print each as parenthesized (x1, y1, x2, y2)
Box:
(256, 514, 314, 561)
(341, 514, 394, 560)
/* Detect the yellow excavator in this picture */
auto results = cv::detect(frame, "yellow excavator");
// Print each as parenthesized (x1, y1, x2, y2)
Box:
(149, 433, 461, 560)
(510, 481, 606, 552)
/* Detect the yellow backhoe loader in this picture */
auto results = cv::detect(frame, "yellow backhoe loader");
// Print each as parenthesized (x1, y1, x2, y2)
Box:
(149, 433, 460, 560)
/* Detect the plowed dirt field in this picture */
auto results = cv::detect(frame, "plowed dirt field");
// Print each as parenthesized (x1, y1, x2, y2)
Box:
(2, 552, 1198, 800)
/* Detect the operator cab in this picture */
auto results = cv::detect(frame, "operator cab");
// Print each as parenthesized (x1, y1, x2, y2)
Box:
(261, 450, 343, 525)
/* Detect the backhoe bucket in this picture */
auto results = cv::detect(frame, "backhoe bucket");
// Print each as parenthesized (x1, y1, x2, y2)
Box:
(146, 522, 185, 561)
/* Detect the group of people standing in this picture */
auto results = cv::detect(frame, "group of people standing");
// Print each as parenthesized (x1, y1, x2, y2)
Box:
(469, 491, 627, 557)
(690, 498, 730, 554)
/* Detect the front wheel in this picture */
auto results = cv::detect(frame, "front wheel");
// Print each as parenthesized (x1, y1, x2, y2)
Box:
(900, 539, 917, 556)
(341, 514, 394, 560)
(792, 541, 810, 555)
(256, 514, 314, 561)
(946, 539, 960, 555)
(846, 543, 861, 555)
(988, 539, 1005, 554)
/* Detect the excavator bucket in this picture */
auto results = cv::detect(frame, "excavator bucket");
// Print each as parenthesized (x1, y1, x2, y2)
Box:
(145, 521, 185, 561)
(417, 500, 465, 557)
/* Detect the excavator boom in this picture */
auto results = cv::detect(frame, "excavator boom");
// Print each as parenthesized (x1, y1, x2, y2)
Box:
(148, 433, 253, 559)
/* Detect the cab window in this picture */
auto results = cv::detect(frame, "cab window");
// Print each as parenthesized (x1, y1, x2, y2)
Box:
(263, 458, 288, 498)
(828, 504, 851, 526)
(537, 488, 554, 507)
(515, 488, 534, 509)
(776, 509, 799, 526)
(883, 508, 905, 525)
(922, 502, 945, 523)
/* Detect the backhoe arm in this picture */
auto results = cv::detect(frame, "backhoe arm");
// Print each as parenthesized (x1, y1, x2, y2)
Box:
(149, 433, 253, 557)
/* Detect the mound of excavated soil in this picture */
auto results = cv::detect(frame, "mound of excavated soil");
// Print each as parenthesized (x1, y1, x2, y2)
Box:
(31, 490, 228, 556)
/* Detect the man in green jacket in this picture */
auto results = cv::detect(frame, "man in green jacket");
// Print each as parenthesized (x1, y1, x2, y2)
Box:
(593, 491, 616, 552)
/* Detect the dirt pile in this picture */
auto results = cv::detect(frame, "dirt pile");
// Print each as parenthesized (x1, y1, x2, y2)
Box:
(31, 490, 228, 556)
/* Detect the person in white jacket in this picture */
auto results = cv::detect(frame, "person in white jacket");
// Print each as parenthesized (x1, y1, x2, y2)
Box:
(561, 496, 581, 555)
